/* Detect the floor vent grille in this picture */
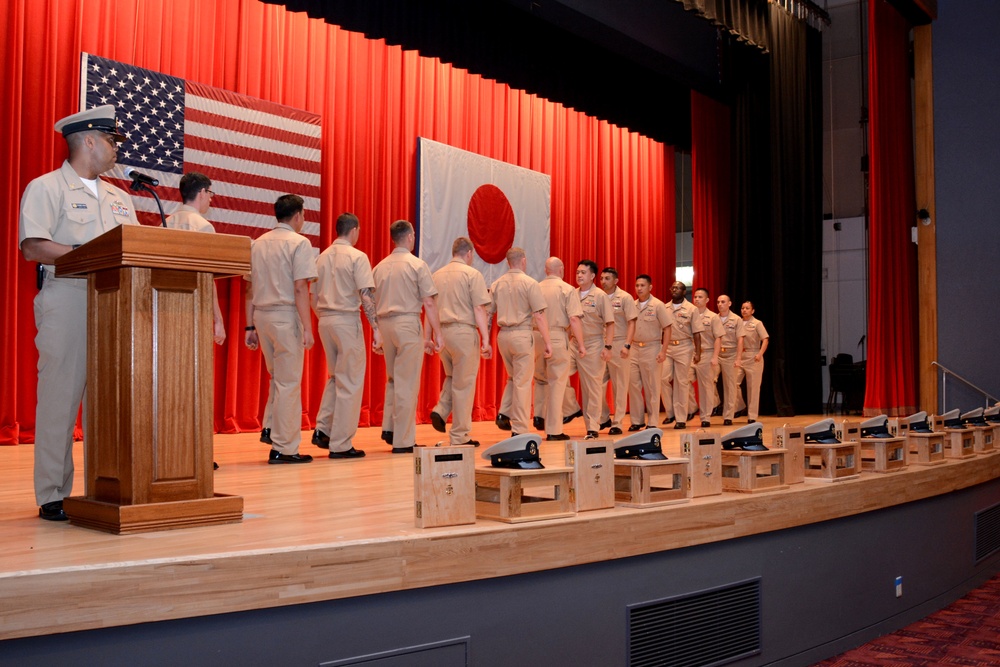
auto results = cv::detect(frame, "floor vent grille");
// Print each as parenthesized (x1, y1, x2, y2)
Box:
(975, 503, 1000, 562)
(628, 579, 761, 667)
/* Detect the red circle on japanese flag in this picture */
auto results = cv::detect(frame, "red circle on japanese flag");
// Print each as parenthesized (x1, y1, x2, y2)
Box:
(467, 184, 515, 264)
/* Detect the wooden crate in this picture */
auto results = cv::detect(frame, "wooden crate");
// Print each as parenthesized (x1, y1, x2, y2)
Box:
(774, 425, 805, 484)
(970, 425, 999, 455)
(565, 440, 615, 511)
(859, 437, 908, 473)
(613, 458, 691, 508)
(835, 420, 861, 442)
(904, 432, 946, 466)
(474, 467, 575, 523)
(414, 445, 476, 528)
(680, 432, 722, 498)
(942, 428, 976, 459)
(721, 449, 789, 493)
(803, 442, 861, 482)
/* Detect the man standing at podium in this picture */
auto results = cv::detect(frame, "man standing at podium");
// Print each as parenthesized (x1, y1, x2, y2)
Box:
(18, 105, 136, 520)
(165, 171, 226, 345)
(244, 194, 318, 464)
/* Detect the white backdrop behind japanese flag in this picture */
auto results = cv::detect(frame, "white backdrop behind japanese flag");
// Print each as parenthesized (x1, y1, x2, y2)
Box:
(417, 137, 550, 285)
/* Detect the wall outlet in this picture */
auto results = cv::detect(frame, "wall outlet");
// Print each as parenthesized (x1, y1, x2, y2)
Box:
(895, 576, 903, 598)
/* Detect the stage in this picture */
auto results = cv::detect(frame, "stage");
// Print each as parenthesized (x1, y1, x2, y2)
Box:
(2, 415, 1000, 665)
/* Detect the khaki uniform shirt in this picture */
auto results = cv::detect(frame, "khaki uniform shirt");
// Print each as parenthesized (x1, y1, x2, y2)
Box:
(694, 308, 725, 350)
(165, 204, 214, 233)
(738, 317, 769, 354)
(719, 313, 741, 355)
(433, 258, 490, 326)
(607, 286, 638, 340)
(633, 296, 673, 342)
(315, 238, 374, 314)
(536, 275, 582, 331)
(373, 247, 437, 316)
(668, 299, 703, 342)
(577, 286, 614, 340)
(248, 223, 318, 310)
(491, 269, 546, 327)
(19, 160, 137, 266)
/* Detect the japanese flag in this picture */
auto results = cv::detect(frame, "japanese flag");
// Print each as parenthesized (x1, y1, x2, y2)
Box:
(417, 137, 551, 285)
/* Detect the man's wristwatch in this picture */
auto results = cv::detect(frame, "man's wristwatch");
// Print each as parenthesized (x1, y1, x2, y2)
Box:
(624, 343, 631, 350)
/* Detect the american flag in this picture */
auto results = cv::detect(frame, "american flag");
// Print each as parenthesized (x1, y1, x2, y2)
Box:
(80, 53, 322, 241)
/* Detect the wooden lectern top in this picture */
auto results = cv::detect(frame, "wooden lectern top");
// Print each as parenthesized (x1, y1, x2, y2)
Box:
(55, 224, 251, 278)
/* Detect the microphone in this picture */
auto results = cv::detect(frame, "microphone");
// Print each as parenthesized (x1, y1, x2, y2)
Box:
(124, 167, 159, 187)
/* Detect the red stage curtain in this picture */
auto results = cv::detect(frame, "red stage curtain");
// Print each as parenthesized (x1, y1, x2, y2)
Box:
(690, 91, 732, 298)
(0, 0, 673, 444)
(865, 0, 918, 416)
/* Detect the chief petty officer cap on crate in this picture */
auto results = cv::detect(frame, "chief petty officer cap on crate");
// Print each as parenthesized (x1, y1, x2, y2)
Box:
(860, 415, 892, 438)
(481, 434, 544, 469)
(903, 411, 933, 433)
(614, 427, 667, 460)
(803, 418, 840, 444)
(722, 422, 768, 451)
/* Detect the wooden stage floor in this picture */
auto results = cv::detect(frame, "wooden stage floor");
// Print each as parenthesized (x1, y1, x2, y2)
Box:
(2, 414, 999, 641)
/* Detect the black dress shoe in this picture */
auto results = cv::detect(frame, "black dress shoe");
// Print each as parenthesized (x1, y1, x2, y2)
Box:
(599, 419, 612, 430)
(608, 427, 622, 435)
(329, 447, 366, 459)
(748, 418, 756, 424)
(735, 409, 748, 418)
(563, 410, 583, 424)
(662, 416, 675, 425)
(213, 461, 220, 470)
(430, 411, 447, 433)
(711, 407, 722, 417)
(628, 424, 646, 432)
(312, 429, 330, 449)
(381, 430, 394, 444)
(39, 500, 68, 521)
(701, 421, 711, 428)
(687, 411, 698, 422)
(391, 446, 414, 454)
(459, 440, 480, 447)
(546, 433, 570, 441)
(495, 413, 512, 431)
(268, 450, 313, 464)
(585, 431, 599, 440)
(259, 427, 273, 444)
(533, 416, 545, 431)
(673, 422, 686, 430)
(723, 419, 733, 426)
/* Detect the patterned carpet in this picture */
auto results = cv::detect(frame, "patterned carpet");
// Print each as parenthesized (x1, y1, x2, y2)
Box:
(814, 573, 1000, 666)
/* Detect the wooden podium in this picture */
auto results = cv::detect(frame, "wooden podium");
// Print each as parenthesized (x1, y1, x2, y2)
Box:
(55, 225, 250, 534)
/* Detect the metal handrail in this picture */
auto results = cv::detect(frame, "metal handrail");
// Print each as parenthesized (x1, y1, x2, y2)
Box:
(931, 361, 999, 411)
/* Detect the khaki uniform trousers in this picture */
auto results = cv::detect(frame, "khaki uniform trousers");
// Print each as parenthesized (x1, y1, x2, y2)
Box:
(740, 354, 764, 421)
(497, 327, 535, 434)
(599, 339, 629, 428)
(379, 314, 424, 449)
(718, 352, 746, 421)
(433, 324, 481, 444)
(33, 275, 88, 505)
(565, 337, 608, 432)
(533, 330, 570, 436)
(255, 309, 306, 454)
(688, 356, 720, 419)
(660, 341, 694, 422)
(316, 313, 366, 453)
(628, 342, 662, 427)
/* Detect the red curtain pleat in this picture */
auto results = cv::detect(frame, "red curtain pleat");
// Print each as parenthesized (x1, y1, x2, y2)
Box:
(691, 91, 732, 298)
(865, 0, 918, 416)
(0, 0, 673, 444)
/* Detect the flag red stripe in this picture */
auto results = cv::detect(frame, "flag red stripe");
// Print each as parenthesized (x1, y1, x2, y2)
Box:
(186, 107, 321, 150)
(183, 162, 321, 200)
(187, 81, 322, 129)
(186, 135, 320, 174)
